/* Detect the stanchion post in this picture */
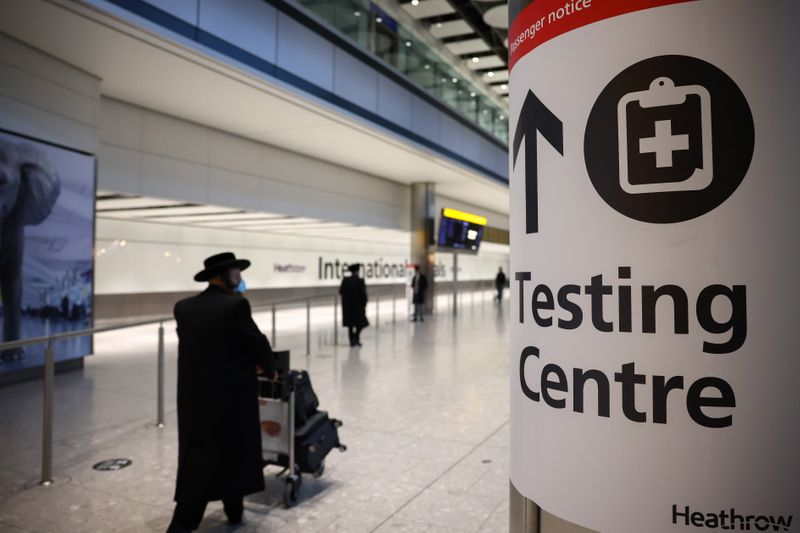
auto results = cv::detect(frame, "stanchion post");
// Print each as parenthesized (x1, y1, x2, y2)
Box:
(41, 338, 54, 486)
(156, 321, 165, 428)
(334, 295, 338, 345)
(271, 304, 276, 347)
(375, 296, 380, 330)
(306, 299, 311, 355)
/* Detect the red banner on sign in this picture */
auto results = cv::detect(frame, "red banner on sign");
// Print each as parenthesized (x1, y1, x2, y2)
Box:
(509, 0, 698, 71)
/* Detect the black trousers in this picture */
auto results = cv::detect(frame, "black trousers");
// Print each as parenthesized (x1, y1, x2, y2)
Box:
(167, 497, 243, 532)
(496, 287, 504, 301)
(347, 326, 363, 346)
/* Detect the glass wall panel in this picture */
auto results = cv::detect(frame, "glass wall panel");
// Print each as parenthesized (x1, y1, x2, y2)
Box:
(292, 0, 509, 145)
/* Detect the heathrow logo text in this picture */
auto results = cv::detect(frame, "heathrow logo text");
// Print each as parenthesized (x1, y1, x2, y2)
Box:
(673, 506, 793, 531)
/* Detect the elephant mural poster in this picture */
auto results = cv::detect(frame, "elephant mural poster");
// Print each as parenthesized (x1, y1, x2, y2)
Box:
(0, 129, 95, 373)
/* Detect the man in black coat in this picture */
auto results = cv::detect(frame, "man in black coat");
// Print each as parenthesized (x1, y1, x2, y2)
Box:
(339, 263, 369, 347)
(495, 267, 508, 302)
(168, 252, 277, 533)
(411, 265, 428, 322)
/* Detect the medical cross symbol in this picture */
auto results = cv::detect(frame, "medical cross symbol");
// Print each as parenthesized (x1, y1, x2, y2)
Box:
(639, 120, 689, 168)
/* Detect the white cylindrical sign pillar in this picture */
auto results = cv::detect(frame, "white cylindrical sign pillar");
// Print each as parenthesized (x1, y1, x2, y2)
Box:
(509, 2, 799, 532)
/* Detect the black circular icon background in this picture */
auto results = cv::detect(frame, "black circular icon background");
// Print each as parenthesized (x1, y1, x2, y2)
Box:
(584, 55, 754, 224)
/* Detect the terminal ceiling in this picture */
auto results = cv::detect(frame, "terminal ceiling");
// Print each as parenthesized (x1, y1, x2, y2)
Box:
(401, 0, 509, 98)
(0, 0, 509, 217)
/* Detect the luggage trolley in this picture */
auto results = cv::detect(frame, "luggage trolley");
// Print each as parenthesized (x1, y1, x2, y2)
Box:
(257, 351, 346, 508)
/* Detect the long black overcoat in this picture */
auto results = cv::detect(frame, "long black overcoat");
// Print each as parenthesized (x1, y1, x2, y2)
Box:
(411, 274, 428, 305)
(173, 285, 276, 502)
(339, 275, 369, 328)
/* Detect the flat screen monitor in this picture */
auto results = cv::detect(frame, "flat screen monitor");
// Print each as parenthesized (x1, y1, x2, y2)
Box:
(437, 208, 486, 252)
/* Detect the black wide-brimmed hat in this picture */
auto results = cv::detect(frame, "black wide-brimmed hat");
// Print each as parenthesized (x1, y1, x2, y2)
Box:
(194, 252, 251, 282)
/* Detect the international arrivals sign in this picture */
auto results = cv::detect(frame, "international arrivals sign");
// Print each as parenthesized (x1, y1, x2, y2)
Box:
(508, 1, 799, 532)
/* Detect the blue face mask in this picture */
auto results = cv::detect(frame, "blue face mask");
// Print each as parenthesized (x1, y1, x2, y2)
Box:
(234, 279, 247, 293)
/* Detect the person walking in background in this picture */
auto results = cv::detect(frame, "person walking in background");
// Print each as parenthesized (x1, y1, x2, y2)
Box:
(495, 267, 507, 302)
(411, 265, 428, 322)
(168, 252, 277, 533)
(340, 263, 369, 347)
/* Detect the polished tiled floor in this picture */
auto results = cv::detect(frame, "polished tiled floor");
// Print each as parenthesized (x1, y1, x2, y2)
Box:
(0, 291, 510, 532)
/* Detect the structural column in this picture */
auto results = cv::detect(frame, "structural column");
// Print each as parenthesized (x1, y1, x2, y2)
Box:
(508, 1, 799, 532)
(410, 182, 436, 314)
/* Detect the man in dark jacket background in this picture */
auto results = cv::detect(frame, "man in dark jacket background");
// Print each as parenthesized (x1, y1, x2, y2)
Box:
(411, 265, 428, 322)
(495, 267, 507, 302)
(339, 263, 369, 347)
(168, 252, 277, 533)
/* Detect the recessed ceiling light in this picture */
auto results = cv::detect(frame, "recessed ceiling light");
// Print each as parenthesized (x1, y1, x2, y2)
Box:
(405, 41, 412, 47)
(353, 10, 360, 16)
(424, 64, 431, 69)
(471, 57, 480, 63)
(499, 115, 505, 120)
(376, 16, 383, 23)
(452, 77, 458, 83)
(411, 0, 419, 5)
(487, 71, 495, 78)
(470, 92, 476, 97)
(436, 22, 443, 28)
(501, 84, 508, 90)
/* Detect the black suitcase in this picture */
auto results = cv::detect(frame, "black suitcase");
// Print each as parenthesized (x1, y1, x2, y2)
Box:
(295, 410, 343, 474)
(290, 370, 320, 426)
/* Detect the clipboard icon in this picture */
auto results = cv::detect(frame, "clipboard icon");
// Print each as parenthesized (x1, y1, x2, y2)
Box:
(617, 77, 713, 195)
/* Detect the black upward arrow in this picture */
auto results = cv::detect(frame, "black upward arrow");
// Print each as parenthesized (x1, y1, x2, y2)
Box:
(512, 90, 564, 234)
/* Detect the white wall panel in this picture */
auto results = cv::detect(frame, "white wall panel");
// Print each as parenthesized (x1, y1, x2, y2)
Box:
(140, 153, 209, 203)
(439, 114, 464, 155)
(95, 217, 507, 295)
(0, 96, 97, 155)
(97, 144, 142, 194)
(141, 110, 208, 163)
(377, 75, 412, 130)
(333, 48, 378, 113)
(206, 128, 262, 177)
(410, 97, 440, 144)
(98, 98, 142, 150)
(478, 136, 503, 177)
(276, 13, 334, 91)
(99, 98, 409, 230)
(0, 63, 96, 127)
(0, 32, 99, 153)
(198, 0, 277, 63)
(461, 128, 481, 161)
(208, 167, 262, 211)
(95, 217, 408, 294)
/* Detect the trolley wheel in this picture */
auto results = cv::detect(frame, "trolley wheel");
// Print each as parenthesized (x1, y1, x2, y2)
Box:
(283, 476, 301, 508)
(313, 461, 325, 478)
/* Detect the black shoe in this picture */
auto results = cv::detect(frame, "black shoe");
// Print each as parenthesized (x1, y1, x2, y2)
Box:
(227, 515, 243, 526)
(166, 521, 193, 533)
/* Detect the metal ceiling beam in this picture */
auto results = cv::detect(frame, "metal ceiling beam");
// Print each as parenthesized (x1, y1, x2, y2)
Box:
(441, 0, 508, 67)
(458, 50, 496, 60)
(473, 66, 506, 74)
(419, 13, 462, 24)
